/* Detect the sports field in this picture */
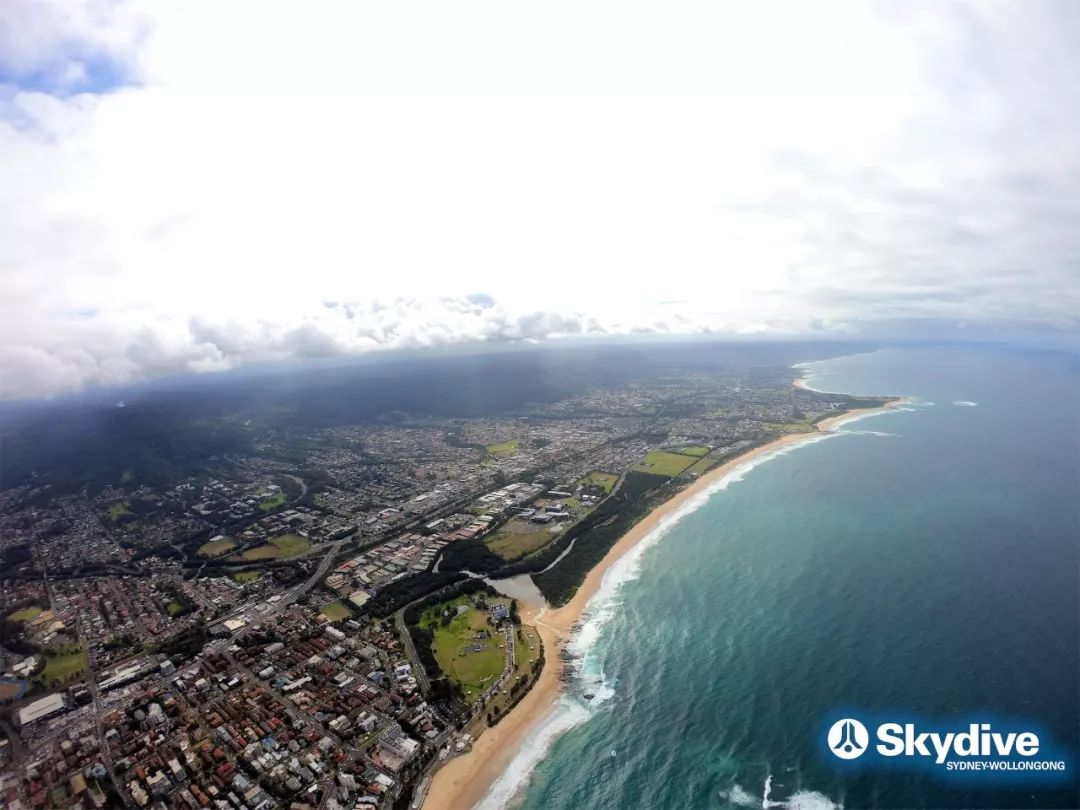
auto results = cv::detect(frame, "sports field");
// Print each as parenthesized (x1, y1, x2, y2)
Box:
(197, 536, 236, 557)
(634, 450, 699, 477)
(240, 533, 311, 560)
(320, 600, 353, 621)
(485, 439, 518, 456)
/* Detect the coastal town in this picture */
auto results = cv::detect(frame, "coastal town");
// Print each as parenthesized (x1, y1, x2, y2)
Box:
(0, 366, 892, 810)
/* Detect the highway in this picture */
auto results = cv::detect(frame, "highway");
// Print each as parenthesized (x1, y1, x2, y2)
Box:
(223, 534, 353, 646)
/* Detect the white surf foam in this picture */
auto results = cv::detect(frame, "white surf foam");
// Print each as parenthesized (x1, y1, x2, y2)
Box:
(825, 408, 895, 429)
(774, 791, 844, 810)
(720, 782, 761, 807)
(952, 400, 978, 407)
(570, 433, 836, 659)
(759, 774, 843, 810)
(473, 696, 591, 810)
(789, 361, 841, 393)
(477, 434, 840, 809)
(843, 429, 900, 438)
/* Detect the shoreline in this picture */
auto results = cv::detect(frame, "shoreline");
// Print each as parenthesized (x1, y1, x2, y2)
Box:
(423, 383, 904, 810)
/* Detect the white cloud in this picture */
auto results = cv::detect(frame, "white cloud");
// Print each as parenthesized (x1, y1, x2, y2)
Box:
(1, 1, 1078, 398)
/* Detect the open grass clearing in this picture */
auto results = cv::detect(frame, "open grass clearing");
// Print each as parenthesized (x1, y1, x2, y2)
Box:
(107, 501, 132, 521)
(419, 594, 511, 703)
(579, 471, 619, 494)
(320, 600, 354, 622)
(634, 450, 698, 477)
(765, 420, 815, 434)
(240, 533, 311, 561)
(259, 492, 287, 512)
(685, 456, 719, 477)
(41, 649, 88, 686)
(197, 536, 236, 557)
(676, 445, 710, 457)
(485, 439, 518, 456)
(485, 520, 560, 560)
(8, 605, 43, 623)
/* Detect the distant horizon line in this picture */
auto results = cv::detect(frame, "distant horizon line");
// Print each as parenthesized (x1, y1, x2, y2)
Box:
(1, 331, 1076, 410)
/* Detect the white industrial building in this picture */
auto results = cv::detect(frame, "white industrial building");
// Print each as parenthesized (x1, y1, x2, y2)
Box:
(18, 693, 66, 726)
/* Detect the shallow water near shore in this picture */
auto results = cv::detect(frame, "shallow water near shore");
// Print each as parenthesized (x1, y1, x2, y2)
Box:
(488, 346, 1079, 810)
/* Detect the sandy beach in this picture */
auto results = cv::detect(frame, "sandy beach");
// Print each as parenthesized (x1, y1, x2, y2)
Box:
(423, 384, 903, 810)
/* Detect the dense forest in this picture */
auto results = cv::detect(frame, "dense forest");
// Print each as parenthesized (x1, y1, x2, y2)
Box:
(531, 471, 672, 604)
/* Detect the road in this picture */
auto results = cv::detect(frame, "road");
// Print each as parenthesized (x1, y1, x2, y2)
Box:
(393, 607, 431, 694)
(40, 560, 129, 806)
(219, 645, 355, 756)
(223, 534, 352, 646)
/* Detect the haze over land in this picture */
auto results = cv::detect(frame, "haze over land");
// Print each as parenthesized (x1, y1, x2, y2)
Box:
(2, 1, 1080, 398)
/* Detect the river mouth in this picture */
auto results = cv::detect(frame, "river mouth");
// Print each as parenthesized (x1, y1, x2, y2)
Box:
(485, 573, 546, 605)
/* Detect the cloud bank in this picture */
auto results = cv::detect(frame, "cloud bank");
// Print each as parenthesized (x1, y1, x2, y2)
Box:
(1, 1, 1078, 398)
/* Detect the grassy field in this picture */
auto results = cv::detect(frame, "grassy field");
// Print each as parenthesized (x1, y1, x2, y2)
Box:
(197, 536, 236, 557)
(259, 491, 287, 512)
(240, 533, 311, 561)
(233, 570, 261, 584)
(420, 595, 509, 702)
(485, 439, 518, 456)
(579, 471, 619, 493)
(685, 456, 718, 477)
(320, 600, 353, 622)
(485, 521, 559, 560)
(677, 445, 711, 457)
(166, 601, 185, 617)
(766, 420, 815, 434)
(107, 501, 132, 521)
(486, 622, 543, 721)
(41, 649, 88, 685)
(634, 450, 699, 477)
(8, 605, 43, 623)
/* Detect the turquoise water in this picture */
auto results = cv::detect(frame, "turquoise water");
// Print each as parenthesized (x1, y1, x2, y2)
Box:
(485, 346, 1079, 810)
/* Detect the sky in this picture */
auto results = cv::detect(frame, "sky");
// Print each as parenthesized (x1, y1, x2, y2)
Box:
(1, 1, 1078, 399)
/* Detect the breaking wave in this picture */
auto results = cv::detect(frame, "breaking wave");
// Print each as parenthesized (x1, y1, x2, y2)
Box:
(476, 433, 839, 808)
(721, 774, 843, 810)
(569, 431, 837, 659)
(720, 782, 761, 806)
(826, 408, 893, 429)
(474, 697, 591, 810)
(952, 400, 978, 407)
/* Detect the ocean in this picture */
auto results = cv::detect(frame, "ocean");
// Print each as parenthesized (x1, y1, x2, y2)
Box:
(482, 345, 1080, 810)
